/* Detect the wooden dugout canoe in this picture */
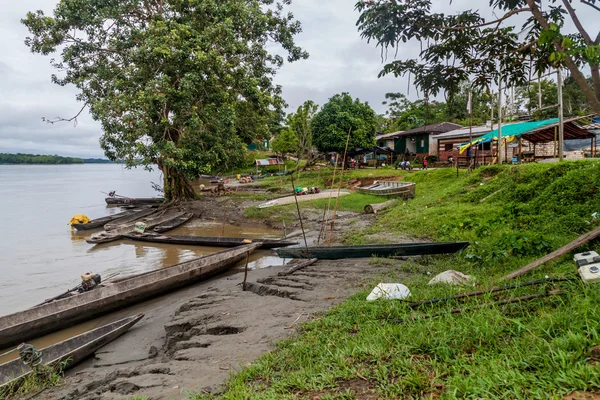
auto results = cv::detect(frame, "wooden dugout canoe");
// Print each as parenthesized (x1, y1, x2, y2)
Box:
(0, 243, 259, 349)
(87, 210, 188, 244)
(153, 213, 194, 233)
(123, 232, 298, 249)
(0, 314, 143, 394)
(276, 242, 470, 259)
(105, 197, 164, 206)
(70, 209, 136, 231)
(103, 208, 157, 230)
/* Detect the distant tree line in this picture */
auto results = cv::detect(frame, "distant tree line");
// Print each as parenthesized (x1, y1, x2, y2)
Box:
(0, 153, 99, 164)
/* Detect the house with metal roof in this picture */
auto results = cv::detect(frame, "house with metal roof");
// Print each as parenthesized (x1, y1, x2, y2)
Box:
(391, 122, 462, 157)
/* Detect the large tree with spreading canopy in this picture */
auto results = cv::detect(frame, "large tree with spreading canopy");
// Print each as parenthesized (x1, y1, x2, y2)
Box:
(356, 0, 600, 115)
(22, 0, 307, 200)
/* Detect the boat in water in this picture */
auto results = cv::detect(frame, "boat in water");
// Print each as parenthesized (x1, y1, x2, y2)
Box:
(0, 314, 143, 394)
(355, 181, 416, 199)
(276, 242, 470, 259)
(0, 243, 259, 349)
(105, 197, 164, 206)
(123, 232, 298, 249)
(87, 210, 189, 244)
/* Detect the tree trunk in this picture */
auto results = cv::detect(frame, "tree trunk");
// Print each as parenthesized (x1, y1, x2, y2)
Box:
(159, 162, 196, 202)
(591, 65, 600, 102)
(526, 0, 600, 114)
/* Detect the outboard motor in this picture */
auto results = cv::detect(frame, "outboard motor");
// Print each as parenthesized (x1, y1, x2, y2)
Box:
(79, 272, 102, 292)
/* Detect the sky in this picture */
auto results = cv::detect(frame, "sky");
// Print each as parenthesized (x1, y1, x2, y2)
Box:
(0, 1, 596, 158)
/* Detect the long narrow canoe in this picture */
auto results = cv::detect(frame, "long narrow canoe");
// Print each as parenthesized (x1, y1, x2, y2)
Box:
(104, 208, 157, 230)
(87, 210, 187, 244)
(71, 209, 136, 231)
(123, 233, 298, 249)
(105, 197, 164, 206)
(153, 213, 194, 233)
(0, 314, 143, 394)
(276, 242, 470, 259)
(0, 243, 259, 349)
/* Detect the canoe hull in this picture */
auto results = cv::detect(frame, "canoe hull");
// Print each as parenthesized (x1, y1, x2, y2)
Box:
(0, 244, 259, 349)
(105, 198, 164, 206)
(153, 213, 194, 233)
(0, 314, 143, 392)
(71, 210, 136, 231)
(276, 242, 470, 259)
(123, 233, 297, 249)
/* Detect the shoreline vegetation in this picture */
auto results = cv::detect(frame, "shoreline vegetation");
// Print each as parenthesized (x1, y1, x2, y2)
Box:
(190, 160, 600, 399)
(0, 153, 114, 165)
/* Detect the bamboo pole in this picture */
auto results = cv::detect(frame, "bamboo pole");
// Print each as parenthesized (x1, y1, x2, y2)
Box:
(500, 225, 600, 281)
(557, 68, 564, 161)
(318, 154, 339, 244)
(498, 70, 503, 164)
(290, 173, 309, 254)
(328, 129, 352, 246)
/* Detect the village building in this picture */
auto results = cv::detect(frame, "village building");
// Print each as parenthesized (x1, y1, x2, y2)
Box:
(389, 122, 462, 157)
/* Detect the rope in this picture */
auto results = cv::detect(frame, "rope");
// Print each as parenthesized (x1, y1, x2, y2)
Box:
(0, 347, 18, 358)
(18, 344, 43, 368)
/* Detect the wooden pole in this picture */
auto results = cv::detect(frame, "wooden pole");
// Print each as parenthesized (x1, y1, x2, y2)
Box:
(242, 251, 249, 291)
(290, 173, 310, 254)
(319, 154, 339, 244)
(328, 129, 352, 246)
(498, 69, 503, 164)
(500, 225, 600, 281)
(557, 68, 564, 161)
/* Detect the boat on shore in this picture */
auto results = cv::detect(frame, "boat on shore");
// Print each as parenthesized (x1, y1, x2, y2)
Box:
(355, 181, 416, 199)
(87, 210, 189, 244)
(276, 242, 470, 259)
(105, 197, 164, 206)
(0, 243, 259, 349)
(153, 213, 194, 233)
(103, 208, 158, 230)
(123, 232, 298, 249)
(0, 314, 143, 394)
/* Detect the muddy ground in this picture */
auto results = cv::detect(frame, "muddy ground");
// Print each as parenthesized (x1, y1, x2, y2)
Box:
(33, 195, 414, 400)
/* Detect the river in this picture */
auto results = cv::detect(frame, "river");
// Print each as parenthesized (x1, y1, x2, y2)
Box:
(0, 164, 283, 317)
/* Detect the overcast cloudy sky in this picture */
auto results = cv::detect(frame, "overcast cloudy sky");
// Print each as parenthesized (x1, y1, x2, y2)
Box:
(0, 1, 596, 157)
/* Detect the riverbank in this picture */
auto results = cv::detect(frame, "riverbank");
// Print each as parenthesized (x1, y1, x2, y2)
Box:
(193, 161, 600, 399)
(11, 161, 600, 399)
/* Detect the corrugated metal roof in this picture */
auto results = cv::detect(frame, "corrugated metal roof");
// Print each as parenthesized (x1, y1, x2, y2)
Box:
(396, 122, 462, 137)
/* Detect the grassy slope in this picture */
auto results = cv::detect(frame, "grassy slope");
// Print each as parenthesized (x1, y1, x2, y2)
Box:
(198, 161, 600, 399)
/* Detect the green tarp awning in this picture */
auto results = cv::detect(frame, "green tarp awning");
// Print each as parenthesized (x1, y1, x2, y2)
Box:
(458, 118, 559, 154)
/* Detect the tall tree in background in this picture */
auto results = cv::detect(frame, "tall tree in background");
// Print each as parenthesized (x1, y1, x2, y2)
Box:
(356, 0, 600, 115)
(311, 93, 377, 153)
(271, 100, 318, 169)
(22, 0, 307, 200)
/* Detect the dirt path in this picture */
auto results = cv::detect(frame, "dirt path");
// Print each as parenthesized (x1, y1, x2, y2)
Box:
(41, 257, 405, 400)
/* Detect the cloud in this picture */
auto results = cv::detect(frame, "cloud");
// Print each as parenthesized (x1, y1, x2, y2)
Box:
(1, 0, 597, 157)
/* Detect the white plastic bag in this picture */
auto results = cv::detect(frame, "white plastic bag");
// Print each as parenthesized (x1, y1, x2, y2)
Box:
(366, 283, 411, 301)
(428, 270, 474, 286)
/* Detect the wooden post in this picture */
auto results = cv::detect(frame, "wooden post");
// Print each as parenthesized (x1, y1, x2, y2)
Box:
(557, 68, 564, 161)
(498, 71, 503, 164)
(242, 251, 249, 291)
(290, 173, 309, 253)
(500, 225, 600, 281)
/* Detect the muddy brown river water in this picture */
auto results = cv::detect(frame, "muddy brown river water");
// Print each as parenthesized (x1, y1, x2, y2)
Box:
(0, 164, 285, 359)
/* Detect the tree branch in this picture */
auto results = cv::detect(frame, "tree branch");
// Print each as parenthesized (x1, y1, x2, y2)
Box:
(562, 0, 593, 44)
(422, 8, 531, 31)
(42, 103, 88, 126)
(526, 0, 600, 110)
(581, 1, 600, 13)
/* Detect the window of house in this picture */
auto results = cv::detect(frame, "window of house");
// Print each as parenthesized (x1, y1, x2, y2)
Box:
(421, 139, 425, 148)
(444, 143, 453, 151)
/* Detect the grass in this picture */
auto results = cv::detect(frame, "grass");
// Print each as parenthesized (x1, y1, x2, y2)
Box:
(196, 161, 600, 399)
(0, 359, 69, 399)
